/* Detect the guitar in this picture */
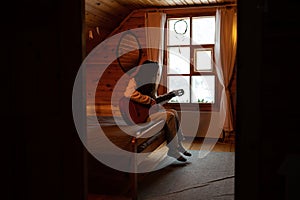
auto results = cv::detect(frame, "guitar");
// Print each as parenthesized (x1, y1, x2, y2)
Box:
(119, 89, 184, 125)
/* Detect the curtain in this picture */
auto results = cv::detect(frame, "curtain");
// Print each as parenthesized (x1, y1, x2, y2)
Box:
(145, 12, 166, 65)
(145, 12, 167, 93)
(215, 8, 237, 133)
(199, 7, 237, 157)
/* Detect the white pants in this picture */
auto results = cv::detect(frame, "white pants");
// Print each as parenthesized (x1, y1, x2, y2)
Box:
(147, 108, 184, 151)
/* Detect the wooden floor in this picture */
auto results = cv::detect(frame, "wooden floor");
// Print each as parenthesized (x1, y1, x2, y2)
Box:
(183, 136, 235, 152)
(88, 136, 235, 200)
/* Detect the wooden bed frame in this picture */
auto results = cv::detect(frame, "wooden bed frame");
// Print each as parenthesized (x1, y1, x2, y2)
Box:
(126, 119, 166, 200)
(89, 116, 168, 200)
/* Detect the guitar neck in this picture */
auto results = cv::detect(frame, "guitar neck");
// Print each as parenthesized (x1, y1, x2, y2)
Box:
(155, 92, 176, 104)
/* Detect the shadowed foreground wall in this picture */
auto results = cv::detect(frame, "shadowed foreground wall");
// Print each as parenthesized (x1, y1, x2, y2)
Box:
(2, 0, 86, 200)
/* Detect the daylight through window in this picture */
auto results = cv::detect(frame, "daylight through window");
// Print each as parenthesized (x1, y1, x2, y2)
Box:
(166, 15, 216, 105)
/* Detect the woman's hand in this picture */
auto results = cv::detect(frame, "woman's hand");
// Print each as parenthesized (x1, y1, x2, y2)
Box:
(150, 98, 156, 105)
(149, 99, 160, 115)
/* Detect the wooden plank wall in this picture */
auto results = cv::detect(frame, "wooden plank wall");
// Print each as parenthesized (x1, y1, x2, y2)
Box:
(86, 11, 146, 116)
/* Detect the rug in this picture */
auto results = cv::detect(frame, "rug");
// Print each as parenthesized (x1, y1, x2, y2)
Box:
(138, 151, 235, 200)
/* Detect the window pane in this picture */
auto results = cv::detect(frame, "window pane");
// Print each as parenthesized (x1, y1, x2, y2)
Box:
(195, 49, 212, 71)
(192, 16, 215, 45)
(168, 18, 190, 45)
(191, 76, 215, 103)
(167, 47, 190, 74)
(167, 76, 190, 103)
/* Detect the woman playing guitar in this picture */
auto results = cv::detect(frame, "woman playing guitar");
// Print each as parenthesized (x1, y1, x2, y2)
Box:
(120, 60, 191, 162)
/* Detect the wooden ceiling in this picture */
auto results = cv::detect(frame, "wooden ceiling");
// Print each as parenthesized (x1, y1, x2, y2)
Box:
(85, 0, 236, 39)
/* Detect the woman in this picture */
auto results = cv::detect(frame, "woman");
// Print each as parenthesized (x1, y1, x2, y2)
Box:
(124, 60, 191, 162)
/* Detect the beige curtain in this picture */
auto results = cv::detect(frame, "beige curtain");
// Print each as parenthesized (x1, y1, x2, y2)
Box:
(145, 12, 166, 65)
(145, 12, 167, 92)
(215, 8, 237, 132)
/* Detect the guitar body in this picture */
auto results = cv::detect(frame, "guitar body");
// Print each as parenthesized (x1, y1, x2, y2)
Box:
(119, 89, 184, 125)
(119, 97, 151, 125)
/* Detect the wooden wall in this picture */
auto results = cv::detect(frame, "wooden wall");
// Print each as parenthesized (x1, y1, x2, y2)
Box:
(86, 10, 147, 116)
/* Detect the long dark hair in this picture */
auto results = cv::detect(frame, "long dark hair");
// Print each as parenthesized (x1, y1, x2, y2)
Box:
(135, 60, 159, 98)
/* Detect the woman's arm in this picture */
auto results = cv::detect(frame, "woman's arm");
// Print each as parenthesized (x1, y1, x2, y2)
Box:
(124, 78, 156, 105)
(130, 90, 154, 104)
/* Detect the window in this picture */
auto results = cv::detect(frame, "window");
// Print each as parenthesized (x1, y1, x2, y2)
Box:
(162, 14, 219, 110)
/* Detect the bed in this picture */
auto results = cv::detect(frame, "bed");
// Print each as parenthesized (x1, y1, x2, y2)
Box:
(87, 115, 169, 200)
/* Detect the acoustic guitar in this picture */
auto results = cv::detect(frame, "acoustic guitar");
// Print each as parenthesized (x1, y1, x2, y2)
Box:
(119, 89, 184, 125)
